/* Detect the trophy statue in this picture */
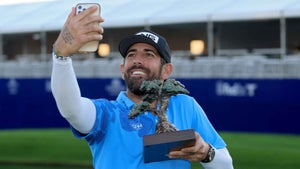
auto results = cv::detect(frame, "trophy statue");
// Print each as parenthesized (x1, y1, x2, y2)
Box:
(128, 79, 196, 163)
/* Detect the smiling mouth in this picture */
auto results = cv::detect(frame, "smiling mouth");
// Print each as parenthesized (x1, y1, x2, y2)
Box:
(128, 65, 150, 77)
(132, 71, 146, 76)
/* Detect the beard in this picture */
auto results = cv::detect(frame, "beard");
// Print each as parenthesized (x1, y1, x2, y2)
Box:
(124, 65, 162, 96)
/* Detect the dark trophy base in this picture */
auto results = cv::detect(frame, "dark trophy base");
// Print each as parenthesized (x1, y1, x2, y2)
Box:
(143, 129, 196, 163)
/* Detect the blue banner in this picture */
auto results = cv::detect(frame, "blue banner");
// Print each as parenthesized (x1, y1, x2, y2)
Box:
(0, 78, 299, 134)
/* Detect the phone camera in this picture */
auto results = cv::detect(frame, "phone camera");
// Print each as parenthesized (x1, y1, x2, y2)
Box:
(77, 5, 87, 14)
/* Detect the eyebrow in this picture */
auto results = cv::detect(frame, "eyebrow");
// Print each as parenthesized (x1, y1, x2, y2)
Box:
(126, 48, 137, 54)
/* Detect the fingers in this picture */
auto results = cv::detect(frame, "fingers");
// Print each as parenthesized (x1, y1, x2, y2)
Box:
(168, 132, 209, 162)
(74, 22, 103, 46)
(73, 6, 104, 40)
(81, 16, 104, 28)
(54, 6, 104, 56)
(79, 19, 104, 35)
(169, 148, 202, 162)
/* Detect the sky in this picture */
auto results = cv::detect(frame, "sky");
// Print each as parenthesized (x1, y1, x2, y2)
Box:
(0, 0, 53, 6)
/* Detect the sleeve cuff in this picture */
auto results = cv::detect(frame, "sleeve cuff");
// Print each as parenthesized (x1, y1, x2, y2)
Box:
(52, 51, 72, 63)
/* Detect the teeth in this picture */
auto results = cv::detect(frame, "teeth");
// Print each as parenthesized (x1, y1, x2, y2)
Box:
(132, 71, 145, 75)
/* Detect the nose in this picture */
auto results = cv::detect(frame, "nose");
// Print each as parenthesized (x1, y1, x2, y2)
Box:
(132, 54, 144, 65)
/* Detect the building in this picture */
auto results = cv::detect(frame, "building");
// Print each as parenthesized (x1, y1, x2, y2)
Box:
(1, 0, 300, 61)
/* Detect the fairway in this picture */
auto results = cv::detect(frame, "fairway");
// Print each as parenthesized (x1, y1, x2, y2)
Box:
(0, 129, 299, 169)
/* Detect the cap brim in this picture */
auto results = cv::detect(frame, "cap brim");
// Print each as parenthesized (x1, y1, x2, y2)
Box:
(119, 35, 160, 58)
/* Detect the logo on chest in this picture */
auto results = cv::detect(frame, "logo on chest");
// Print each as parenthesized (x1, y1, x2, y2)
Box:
(130, 122, 143, 130)
(120, 111, 156, 137)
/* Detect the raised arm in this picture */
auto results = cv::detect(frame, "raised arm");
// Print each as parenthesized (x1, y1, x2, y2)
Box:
(51, 6, 104, 134)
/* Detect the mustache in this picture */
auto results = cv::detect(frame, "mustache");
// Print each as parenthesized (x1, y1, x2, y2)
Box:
(127, 65, 150, 74)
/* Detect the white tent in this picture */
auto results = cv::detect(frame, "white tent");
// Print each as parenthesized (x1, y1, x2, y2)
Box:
(0, 0, 300, 34)
(211, 0, 300, 21)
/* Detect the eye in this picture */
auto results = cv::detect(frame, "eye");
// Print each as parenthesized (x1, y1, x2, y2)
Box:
(145, 51, 155, 57)
(126, 52, 135, 58)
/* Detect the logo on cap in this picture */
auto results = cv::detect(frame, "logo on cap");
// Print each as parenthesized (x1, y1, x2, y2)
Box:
(136, 32, 159, 43)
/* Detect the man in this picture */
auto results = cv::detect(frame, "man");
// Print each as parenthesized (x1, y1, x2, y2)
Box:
(51, 6, 234, 169)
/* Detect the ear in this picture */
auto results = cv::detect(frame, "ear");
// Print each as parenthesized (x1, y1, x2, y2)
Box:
(161, 63, 173, 80)
(120, 63, 125, 80)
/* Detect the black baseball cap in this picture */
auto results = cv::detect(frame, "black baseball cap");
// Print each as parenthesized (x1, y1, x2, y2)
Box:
(118, 29, 171, 63)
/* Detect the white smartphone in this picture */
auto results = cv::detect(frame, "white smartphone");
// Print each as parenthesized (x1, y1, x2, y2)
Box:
(75, 3, 101, 53)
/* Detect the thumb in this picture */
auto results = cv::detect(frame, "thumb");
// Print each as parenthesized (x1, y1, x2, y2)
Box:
(68, 7, 76, 20)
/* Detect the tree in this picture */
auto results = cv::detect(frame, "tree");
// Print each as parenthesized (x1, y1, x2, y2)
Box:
(129, 79, 189, 134)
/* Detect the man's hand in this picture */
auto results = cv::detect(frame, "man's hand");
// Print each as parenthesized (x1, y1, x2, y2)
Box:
(53, 6, 104, 56)
(168, 132, 210, 162)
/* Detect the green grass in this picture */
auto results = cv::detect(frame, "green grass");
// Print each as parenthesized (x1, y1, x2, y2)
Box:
(0, 129, 92, 169)
(0, 129, 300, 169)
(221, 132, 300, 169)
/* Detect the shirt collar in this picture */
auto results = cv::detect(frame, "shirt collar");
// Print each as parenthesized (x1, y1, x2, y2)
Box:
(116, 91, 136, 110)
